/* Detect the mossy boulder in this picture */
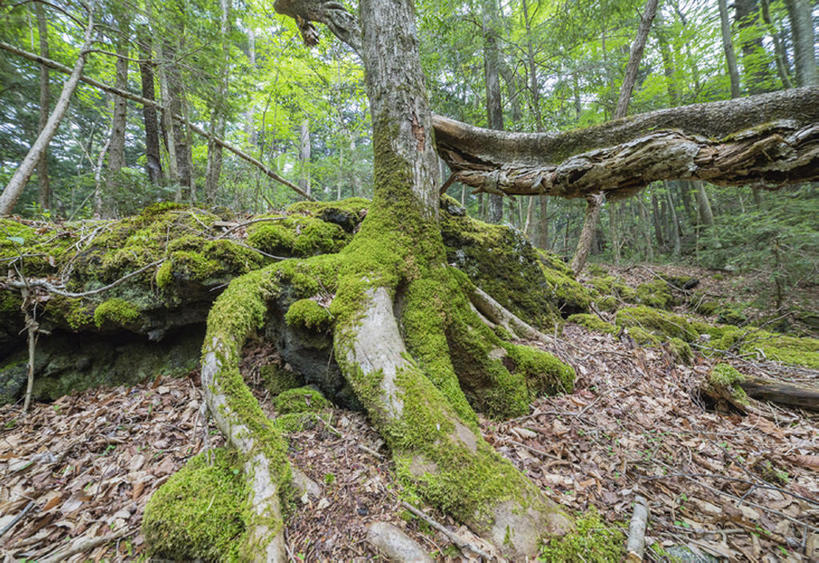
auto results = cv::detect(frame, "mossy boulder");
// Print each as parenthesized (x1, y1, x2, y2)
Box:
(284, 299, 333, 332)
(93, 298, 140, 329)
(635, 279, 673, 309)
(247, 216, 350, 257)
(143, 447, 247, 560)
(287, 197, 369, 232)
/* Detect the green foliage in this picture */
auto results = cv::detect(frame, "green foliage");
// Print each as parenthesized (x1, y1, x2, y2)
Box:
(272, 386, 331, 414)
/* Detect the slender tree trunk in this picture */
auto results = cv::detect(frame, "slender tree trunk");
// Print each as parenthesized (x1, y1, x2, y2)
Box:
(665, 184, 681, 255)
(614, 0, 658, 118)
(164, 41, 193, 194)
(521, 0, 543, 131)
(35, 2, 51, 210)
(735, 0, 770, 94)
(759, 0, 792, 88)
(538, 195, 549, 249)
(105, 19, 130, 218)
(610, 201, 621, 264)
(651, 191, 664, 248)
(0, 10, 95, 216)
(784, 0, 817, 86)
(298, 118, 311, 196)
(482, 0, 504, 223)
(138, 27, 163, 184)
(638, 198, 654, 261)
(156, 41, 179, 190)
(205, 0, 230, 203)
(718, 0, 742, 97)
(571, 193, 603, 274)
(573, 0, 656, 274)
(655, 10, 679, 106)
(693, 180, 714, 226)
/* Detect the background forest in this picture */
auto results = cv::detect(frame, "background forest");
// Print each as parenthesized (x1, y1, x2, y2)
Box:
(0, 0, 816, 329)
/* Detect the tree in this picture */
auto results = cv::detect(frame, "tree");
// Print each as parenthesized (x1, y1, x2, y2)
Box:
(197, 0, 819, 557)
(34, 2, 51, 210)
(784, 0, 817, 87)
(0, 7, 96, 216)
(481, 0, 505, 223)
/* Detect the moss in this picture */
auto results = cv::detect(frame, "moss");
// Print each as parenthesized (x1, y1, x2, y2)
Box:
(636, 279, 673, 309)
(698, 323, 819, 368)
(272, 411, 331, 433)
(273, 386, 330, 414)
(48, 296, 93, 330)
(247, 216, 349, 258)
(595, 295, 618, 312)
(708, 363, 749, 404)
(538, 508, 625, 562)
(615, 306, 697, 342)
(93, 298, 140, 329)
(142, 447, 246, 561)
(504, 343, 575, 395)
(284, 299, 333, 332)
(627, 326, 663, 346)
(716, 305, 747, 326)
(668, 337, 693, 364)
(536, 249, 574, 278)
(287, 197, 370, 232)
(587, 274, 637, 302)
(539, 265, 592, 314)
(567, 313, 618, 335)
(260, 363, 302, 396)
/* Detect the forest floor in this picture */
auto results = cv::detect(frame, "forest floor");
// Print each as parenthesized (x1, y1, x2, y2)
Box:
(0, 266, 816, 562)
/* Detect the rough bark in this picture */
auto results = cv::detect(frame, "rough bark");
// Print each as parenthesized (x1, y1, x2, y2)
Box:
(784, 0, 817, 87)
(693, 180, 714, 227)
(155, 41, 179, 188)
(35, 2, 51, 210)
(434, 87, 819, 199)
(204, 0, 230, 203)
(718, 0, 742, 98)
(0, 10, 95, 216)
(164, 41, 193, 192)
(137, 28, 163, 184)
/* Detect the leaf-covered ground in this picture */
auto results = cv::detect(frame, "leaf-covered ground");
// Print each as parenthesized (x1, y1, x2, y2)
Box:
(0, 267, 816, 561)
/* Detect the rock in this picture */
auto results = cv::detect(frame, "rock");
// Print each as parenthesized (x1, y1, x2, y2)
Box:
(366, 522, 433, 563)
(665, 545, 719, 563)
(291, 468, 322, 499)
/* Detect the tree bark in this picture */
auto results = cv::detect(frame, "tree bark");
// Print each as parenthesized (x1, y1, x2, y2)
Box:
(735, 0, 771, 94)
(655, 10, 679, 106)
(0, 10, 95, 216)
(137, 27, 163, 184)
(163, 41, 193, 193)
(205, 0, 231, 203)
(693, 180, 714, 227)
(784, 0, 817, 87)
(718, 0, 742, 98)
(482, 0, 504, 223)
(434, 87, 819, 200)
(155, 41, 179, 189)
(35, 2, 51, 211)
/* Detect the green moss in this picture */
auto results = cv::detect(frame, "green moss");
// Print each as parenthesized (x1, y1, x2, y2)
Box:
(48, 296, 93, 330)
(539, 265, 592, 314)
(626, 326, 662, 346)
(273, 386, 330, 414)
(703, 325, 819, 369)
(504, 343, 575, 395)
(636, 279, 673, 309)
(668, 337, 693, 364)
(272, 411, 330, 433)
(142, 447, 246, 561)
(284, 299, 333, 332)
(260, 363, 302, 396)
(615, 306, 697, 342)
(716, 305, 747, 326)
(536, 249, 574, 278)
(247, 216, 349, 258)
(538, 508, 624, 562)
(93, 298, 140, 329)
(287, 197, 370, 232)
(708, 363, 749, 404)
(567, 313, 618, 335)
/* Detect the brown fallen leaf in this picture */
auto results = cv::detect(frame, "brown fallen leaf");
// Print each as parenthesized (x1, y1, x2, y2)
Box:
(786, 454, 819, 470)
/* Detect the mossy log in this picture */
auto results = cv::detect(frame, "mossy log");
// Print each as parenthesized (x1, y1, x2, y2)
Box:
(703, 364, 819, 412)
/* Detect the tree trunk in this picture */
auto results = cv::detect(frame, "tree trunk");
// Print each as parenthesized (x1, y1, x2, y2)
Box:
(610, 201, 621, 264)
(613, 0, 658, 119)
(693, 180, 715, 227)
(298, 118, 311, 196)
(759, 0, 792, 89)
(538, 195, 549, 249)
(735, 0, 771, 94)
(655, 10, 679, 106)
(205, 0, 230, 203)
(651, 191, 664, 248)
(718, 0, 742, 98)
(521, 0, 543, 131)
(665, 184, 681, 255)
(138, 28, 163, 184)
(574, 0, 656, 273)
(105, 18, 130, 218)
(35, 2, 51, 211)
(164, 41, 193, 194)
(638, 198, 654, 261)
(570, 193, 603, 274)
(0, 10, 95, 216)
(155, 40, 179, 189)
(784, 0, 817, 87)
(482, 0, 504, 223)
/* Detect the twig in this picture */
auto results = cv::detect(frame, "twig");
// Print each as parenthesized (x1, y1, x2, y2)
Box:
(400, 501, 492, 560)
(0, 500, 34, 539)
(4, 259, 164, 297)
(214, 216, 286, 239)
